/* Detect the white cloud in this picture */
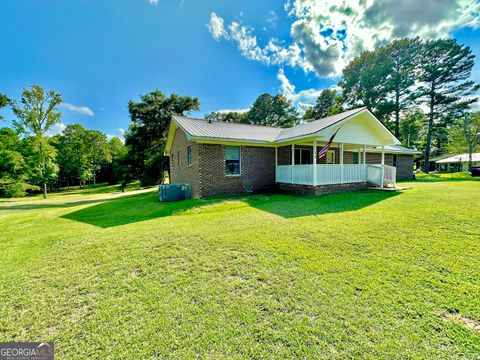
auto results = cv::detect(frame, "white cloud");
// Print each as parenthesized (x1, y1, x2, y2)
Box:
(277, 69, 323, 113)
(215, 108, 250, 114)
(267, 10, 279, 29)
(61, 102, 94, 116)
(277, 69, 343, 113)
(46, 122, 66, 136)
(209, 1, 480, 78)
(106, 128, 126, 142)
(208, 12, 227, 40)
(227, 22, 271, 63)
(148, 0, 158, 4)
(207, 13, 304, 69)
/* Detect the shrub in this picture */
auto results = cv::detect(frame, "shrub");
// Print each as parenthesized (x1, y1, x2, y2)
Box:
(0, 179, 40, 198)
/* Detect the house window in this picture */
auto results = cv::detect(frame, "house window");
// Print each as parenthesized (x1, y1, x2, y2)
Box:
(225, 146, 240, 175)
(171, 153, 175, 167)
(294, 147, 312, 164)
(353, 152, 359, 164)
(187, 146, 192, 167)
(326, 150, 335, 164)
(177, 151, 180, 166)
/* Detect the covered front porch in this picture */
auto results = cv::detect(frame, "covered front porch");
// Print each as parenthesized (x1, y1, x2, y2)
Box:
(274, 142, 396, 189)
(272, 107, 400, 193)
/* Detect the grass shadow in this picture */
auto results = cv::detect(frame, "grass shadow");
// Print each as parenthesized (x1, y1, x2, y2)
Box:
(61, 189, 401, 228)
(61, 192, 219, 228)
(0, 198, 110, 211)
(247, 191, 401, 219)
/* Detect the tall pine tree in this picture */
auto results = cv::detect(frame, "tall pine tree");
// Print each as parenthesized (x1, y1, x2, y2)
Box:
(382, 38, 421, 137)
(416, 39, 479, 172)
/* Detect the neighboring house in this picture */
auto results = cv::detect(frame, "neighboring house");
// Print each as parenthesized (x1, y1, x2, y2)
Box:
(165, 107, 419, 198)
(436, 153, 480, 172)
(418, 154, 451, 172)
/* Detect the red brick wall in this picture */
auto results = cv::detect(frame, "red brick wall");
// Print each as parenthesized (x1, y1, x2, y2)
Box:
(198, 144, 276, 197)
(169, 128, 201, 198)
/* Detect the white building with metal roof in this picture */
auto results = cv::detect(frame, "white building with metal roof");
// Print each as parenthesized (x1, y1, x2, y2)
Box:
(436, 153, 480, 172)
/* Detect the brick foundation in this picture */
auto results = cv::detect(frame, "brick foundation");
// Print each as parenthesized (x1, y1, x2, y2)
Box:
(276, 182, 371, 195)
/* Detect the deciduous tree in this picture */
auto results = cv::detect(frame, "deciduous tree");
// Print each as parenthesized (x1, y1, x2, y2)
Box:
(125, 90, 199, 185)
(340, 49, 391, 121)
(246, 93, 298, 127)
(11, 84, 62, 198)
(84, 130, 111, 185)
(205, 111, 248, 123)
(0, 127, 21, 151)
(303, 89, 343, 121)
(400, 109, 425, 149)
(447, 112, 480, 168)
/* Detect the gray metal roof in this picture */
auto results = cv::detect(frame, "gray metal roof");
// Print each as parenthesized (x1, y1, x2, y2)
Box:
(173, 115, 282, 142)
(173, 107, 367, 143)
(275, 107, 367, 141)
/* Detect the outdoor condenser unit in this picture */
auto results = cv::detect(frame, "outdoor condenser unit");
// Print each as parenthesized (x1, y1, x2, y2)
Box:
(158, 183, 191, 202)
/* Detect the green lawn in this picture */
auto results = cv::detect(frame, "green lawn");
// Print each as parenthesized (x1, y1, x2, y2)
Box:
(0, 178, 479, 358)
(0, 181, 151, 203)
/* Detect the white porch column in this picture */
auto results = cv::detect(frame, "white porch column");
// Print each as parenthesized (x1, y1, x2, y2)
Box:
(380, 145, 385, 188)
(291, 144, 294, 184)
(339, 143, 344, 184)
(275, 146, 278, 183)
(358, 148, 361, 164)
(313, 140, 317, 186)
(362, 144, 367, 181)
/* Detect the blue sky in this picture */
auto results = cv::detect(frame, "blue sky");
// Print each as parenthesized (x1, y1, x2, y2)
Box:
(0, 0, 479, 139)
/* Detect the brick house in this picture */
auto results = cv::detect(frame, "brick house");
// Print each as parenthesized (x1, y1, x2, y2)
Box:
(165, 107, 420, 198)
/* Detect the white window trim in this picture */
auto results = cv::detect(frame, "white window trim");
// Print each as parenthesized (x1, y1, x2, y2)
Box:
(187, 146, 192, 167)
(225, 146, 241, 176)
(294, 147, 312, 165)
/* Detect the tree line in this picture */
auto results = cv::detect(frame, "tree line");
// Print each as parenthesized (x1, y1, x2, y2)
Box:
(1, 37, 479, 198)
(0, 85, 126, 198)
(208, 38, 480, 172)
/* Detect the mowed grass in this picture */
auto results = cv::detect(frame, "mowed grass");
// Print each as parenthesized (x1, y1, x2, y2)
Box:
(0, 178, 479, 359)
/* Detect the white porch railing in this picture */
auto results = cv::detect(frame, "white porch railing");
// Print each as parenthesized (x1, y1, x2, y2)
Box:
(276, 164, 396, 188)
(366, 165, 382, 187)
(383, 164, 396, 186)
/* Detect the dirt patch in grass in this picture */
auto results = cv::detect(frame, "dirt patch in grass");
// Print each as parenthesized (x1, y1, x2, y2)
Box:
(444, 313, 480, 331)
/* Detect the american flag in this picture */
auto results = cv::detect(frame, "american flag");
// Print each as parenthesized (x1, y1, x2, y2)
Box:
(318, 129, 340, 159)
